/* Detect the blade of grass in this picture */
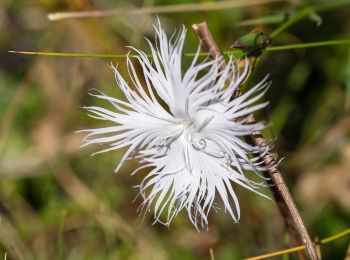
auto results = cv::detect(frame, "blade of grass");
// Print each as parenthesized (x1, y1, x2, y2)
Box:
(9, 39, 350, 59)
(209, 248, 216, 260)
(57, 210, 66, 260)
(270, 6, 313, 39)
(238, 13, 289, 26)
(7, 51, 139, 58)
(345, 33, 350, 111)
(264, 39, 350, 51)
(244, 228, 350, 260)
(239, 0, 350, 28)
(270, 0, 350, 39)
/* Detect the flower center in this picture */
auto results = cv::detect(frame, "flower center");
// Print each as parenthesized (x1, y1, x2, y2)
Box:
(181, 119, 196, 135)
(180, 118, 206, 150)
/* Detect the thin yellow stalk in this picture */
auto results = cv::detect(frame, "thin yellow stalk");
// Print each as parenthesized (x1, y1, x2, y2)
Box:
(245, 228, 350, 260)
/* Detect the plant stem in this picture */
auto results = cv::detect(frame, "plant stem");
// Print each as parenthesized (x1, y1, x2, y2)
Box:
(269, 7, 312, 39)
(47, 0, 283, 21)
(192, 21, 319, 260)
(8, 39, 350, 59)
(7, 51, 138, 59)
(245, 228, 350, 260)
(270, 0, 350, 39)
(265, 39, 350, 51)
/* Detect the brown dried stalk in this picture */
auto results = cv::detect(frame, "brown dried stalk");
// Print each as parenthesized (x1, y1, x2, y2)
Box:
(48, 0, 283, 21)
(192, 22, 319, 260)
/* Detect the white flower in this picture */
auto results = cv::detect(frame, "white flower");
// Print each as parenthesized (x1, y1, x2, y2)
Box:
(82, 20, 271, 229)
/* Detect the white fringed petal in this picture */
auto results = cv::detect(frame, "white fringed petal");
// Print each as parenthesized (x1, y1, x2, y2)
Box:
(82, 19, 271, 229)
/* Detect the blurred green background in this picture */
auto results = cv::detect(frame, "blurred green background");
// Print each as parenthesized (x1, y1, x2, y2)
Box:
(1, 0, 349, 259)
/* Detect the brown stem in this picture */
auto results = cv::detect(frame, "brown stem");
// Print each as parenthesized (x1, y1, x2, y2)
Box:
(192, 21, 319, 260)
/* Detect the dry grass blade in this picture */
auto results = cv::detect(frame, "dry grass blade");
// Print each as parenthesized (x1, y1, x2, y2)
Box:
(0, 216, 33, 260)
(345, 240, 350, 260)
(48, 0, 285, 21)
(51, 161, 134, 238)
(0, 65, 36, 156)
(209, 248, 216, 260)
(245, 228, 350, 259)
(51, 161, 168, 259)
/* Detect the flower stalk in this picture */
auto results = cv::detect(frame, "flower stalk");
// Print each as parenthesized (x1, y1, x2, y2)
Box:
(192, 21, 319, 260)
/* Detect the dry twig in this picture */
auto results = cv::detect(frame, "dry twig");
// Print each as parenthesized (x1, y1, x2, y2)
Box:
(48, 0, 283, 21)
(192, 21, 319, 260)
